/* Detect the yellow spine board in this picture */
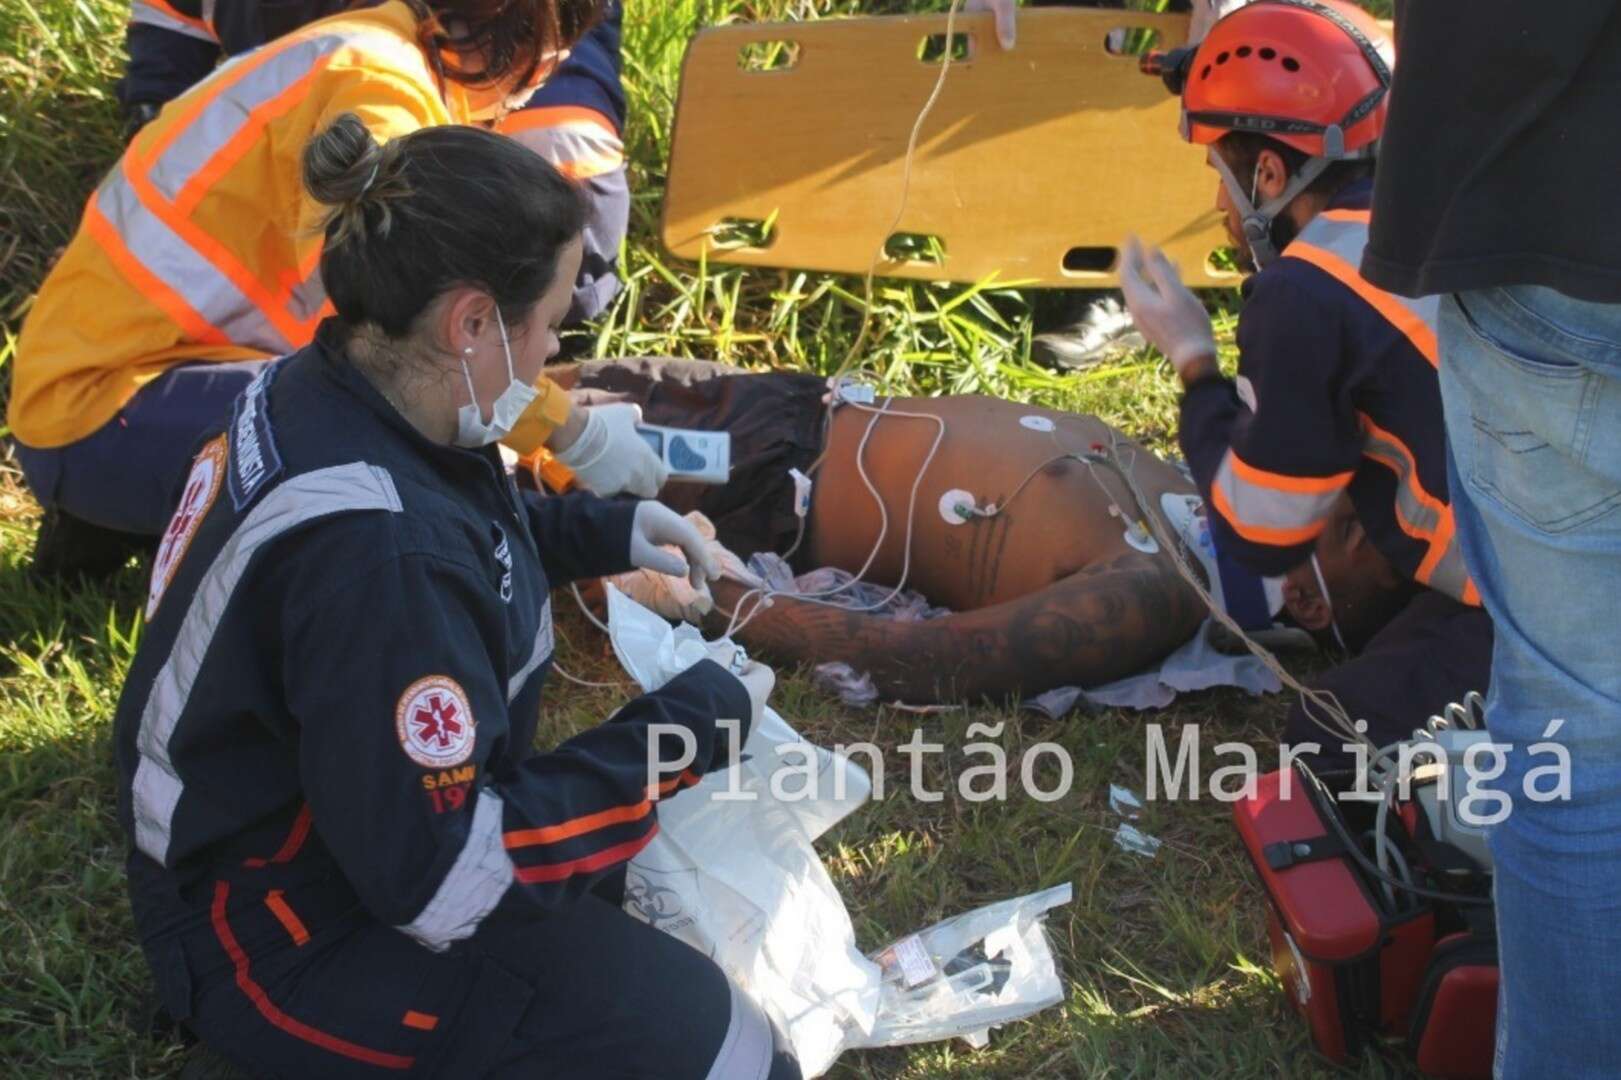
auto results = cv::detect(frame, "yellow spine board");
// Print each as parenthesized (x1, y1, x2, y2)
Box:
(662, 9, 1241, 289)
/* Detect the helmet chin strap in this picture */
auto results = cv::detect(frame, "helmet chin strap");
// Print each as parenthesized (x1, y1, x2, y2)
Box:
(1210, 150, 1331, 268)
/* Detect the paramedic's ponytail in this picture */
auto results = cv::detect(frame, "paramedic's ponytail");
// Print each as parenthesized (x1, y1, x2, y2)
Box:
(302, 113, 588, 340)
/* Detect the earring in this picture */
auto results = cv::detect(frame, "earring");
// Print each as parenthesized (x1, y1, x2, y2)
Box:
(462, 346, 474, 357)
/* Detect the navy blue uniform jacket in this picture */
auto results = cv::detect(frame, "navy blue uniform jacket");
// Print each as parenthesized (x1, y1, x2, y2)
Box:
(113, 323, 750, 961)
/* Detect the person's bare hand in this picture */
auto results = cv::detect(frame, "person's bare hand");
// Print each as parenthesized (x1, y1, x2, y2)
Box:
(965, 0, 1017, 51)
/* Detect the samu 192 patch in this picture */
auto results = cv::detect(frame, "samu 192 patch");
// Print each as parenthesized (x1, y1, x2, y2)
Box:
(395, 676, 476, 769)
(147, 435, 228, 620)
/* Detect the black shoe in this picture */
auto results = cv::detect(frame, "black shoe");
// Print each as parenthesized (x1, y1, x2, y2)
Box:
(29, 508, 151, 580)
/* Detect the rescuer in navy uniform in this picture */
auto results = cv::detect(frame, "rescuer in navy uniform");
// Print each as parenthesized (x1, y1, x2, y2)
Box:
(112, 114, 796, 1079)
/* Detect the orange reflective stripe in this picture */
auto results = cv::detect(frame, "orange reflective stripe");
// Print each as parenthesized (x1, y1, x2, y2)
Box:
(513, 829, 658, 885)
(498, 105, 617, 138)
(502, 799, 654, 850)
(264, 890, 311, 947)
(115, 32, 333, 348)
(175, 55, 333, 216)
(1211, 476, 1327, 547)
(655, 768, 702, 797)
(1286, 240, 1439, 367)
(85, 194, 228, 345)
(401, 1011, 439, 1032)
(1319, 208, 1372, 226)
(125, 158, 314, 347)
(132, 35, 293, 175)
(1229, 453, 1354, 496)
(556, 157, 621, 182)
(501, 106, 625, 180)
(1358, 412, 1477, 603)
(136, 0, 212, 36)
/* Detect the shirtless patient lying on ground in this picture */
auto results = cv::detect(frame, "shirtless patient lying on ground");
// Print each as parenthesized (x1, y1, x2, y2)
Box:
(550, 358, 1426, 708)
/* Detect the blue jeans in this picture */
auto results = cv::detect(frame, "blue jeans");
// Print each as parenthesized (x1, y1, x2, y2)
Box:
(12, 359, 269, 536)
(1438, 286, 1621, 1079)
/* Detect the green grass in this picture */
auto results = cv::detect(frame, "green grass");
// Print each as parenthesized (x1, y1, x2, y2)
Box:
(0, 0, 1406, 1076)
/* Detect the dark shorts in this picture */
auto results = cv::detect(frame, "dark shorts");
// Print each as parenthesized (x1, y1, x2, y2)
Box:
(1284, 589, 1495, 762)
(568, 358, 830, 565)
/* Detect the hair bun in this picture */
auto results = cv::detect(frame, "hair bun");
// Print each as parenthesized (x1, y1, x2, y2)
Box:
(302, 113, 381, 207)
(303, 113, 407, 249)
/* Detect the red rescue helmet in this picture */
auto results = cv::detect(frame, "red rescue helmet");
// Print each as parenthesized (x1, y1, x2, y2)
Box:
(1181, 0, 1394, 161)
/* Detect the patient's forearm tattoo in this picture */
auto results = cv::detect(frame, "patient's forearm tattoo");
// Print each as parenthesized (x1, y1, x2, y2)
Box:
(714, 553, 1204, 702)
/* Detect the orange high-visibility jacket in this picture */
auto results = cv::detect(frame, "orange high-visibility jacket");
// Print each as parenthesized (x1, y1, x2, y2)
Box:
(12, 0, 572, 450)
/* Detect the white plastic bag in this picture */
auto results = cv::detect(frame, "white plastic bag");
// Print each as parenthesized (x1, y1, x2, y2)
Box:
(608, 586, 880, 1076)
(854, 885, 1074, 1049)
(606, 588, 1075, 1074)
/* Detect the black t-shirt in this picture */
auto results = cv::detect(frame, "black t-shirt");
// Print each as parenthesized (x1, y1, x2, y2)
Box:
(1363, 1, 1621, 302)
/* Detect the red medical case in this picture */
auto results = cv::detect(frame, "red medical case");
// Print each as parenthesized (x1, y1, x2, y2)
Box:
(1408, 930, 1498, 1079)
(1232, 766, 1436, 1061)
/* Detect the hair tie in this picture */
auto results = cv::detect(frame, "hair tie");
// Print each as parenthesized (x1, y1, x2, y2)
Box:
(358, 160, 382, 197)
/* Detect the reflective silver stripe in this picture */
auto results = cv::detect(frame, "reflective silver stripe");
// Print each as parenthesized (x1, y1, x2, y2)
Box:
(1426, 542, 1472, 603)
(1360, 425, 1443, 536)
(1360, 423, 1471, 602)
(130, 1, 215, 41)
(110, 27, 425, 344)
(1213, 451, 1345, 537)
(506, 597, 554, 702)
(400, 789, 515, 951)
(704, 979, 776, 1080)
(1290, 215, 1440, 339)
(288, 269, 328, 323)
(505, 124, 626, 180)
(97, 171, 291, 353)
(147, 34, 351, 203)
(131, 462, 403, 864)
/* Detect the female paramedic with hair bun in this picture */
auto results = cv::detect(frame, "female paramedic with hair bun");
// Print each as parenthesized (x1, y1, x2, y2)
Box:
(9, 0, 665, 578)
(110, 115, 797, 1080)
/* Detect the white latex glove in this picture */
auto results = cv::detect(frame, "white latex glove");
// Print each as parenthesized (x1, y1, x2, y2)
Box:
(554, 403, 670, 498)
(629, 501, 721, 590)
(703, 640, 775, 731)
(608, 566, 714, 624)
(1119, 236, 1217, 379)
(606, 510, 762, 624)
(965, 0, 1017, 51)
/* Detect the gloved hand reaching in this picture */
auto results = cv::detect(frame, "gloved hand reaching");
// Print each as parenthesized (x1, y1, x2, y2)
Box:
(1119, 236, 1218, 383)
(703, 639, 775, 733)
(554, 403, 670, 498)
(629, 501, 721, 591)
(608, 511, 760, 625)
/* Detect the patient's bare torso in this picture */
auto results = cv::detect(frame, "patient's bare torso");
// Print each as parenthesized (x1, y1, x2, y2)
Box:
(809, 396, 1196, 613)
